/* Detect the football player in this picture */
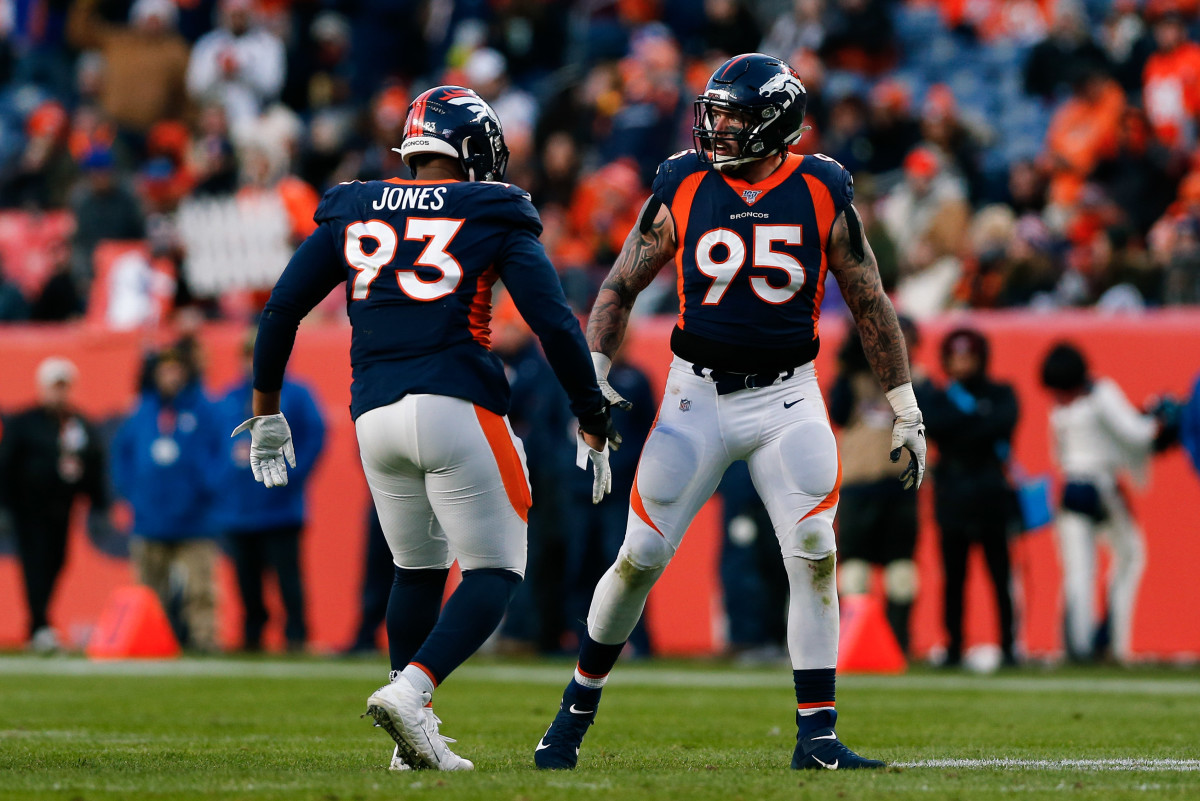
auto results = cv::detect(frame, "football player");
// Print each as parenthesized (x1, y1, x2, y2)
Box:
(233, 85, 617, 770)
(534, 53, 925, 771)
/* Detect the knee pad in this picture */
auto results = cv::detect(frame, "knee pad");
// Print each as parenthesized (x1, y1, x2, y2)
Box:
(784, 551, 837, 595)
(459, 567, 523, 604)
(636, 425, 700, 505)
(780, 515, 836, 560)
(777, 420, 839, 499)
(620, 526, 675, 572)
(838, 558, 871, 595)
(883, 559, 918, 603)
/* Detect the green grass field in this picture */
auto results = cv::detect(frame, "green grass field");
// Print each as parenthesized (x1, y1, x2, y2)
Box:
(2, 655, 1198, 800)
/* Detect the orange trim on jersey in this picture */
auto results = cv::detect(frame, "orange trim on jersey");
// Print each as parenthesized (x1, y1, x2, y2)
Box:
(384, 178, 462, 185)
(410, 662, 439, 688)
(797, 702, 835, 710)
(670, 172, 707, 329)
(803, 173, 836, 340)
(721, 153, 803, 206)
(802, 173, 836, 250)
(474, 406, 532, 523)
(800, 447, 841, 522)
(468, 265, 498, 347)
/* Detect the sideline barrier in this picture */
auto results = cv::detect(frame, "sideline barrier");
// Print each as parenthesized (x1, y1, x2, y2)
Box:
(1, 310, 1198, 660)
(85, 585, 181, 659)
(839, 595, 907, 674)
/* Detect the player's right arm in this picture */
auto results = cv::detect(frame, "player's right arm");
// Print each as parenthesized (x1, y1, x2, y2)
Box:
(236, 222, 343, 487)
(828, 205, 925, 489)
(251, 224, 344, 417)
(586, 197, 677, 408)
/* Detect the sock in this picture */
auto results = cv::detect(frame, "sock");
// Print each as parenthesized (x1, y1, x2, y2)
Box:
(565, 633, 624, 707)
(407, 568, 520, 686)
(794, 667, 836, 737)
(386, 566, 450, 672)
(401, 663, 436, 697)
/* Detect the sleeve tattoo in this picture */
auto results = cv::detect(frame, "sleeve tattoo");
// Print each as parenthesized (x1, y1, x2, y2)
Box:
(586, 197, 676, 356)
(828, 206, 912, 391)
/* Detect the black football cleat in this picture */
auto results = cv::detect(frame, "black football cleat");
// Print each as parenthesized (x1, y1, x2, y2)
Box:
(792, 723, 885, 770)
(534, 684, 598, 770)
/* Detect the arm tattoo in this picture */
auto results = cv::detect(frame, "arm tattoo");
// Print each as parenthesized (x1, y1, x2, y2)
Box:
(587, 197, 676, 356)
(827, 211, 912, 391)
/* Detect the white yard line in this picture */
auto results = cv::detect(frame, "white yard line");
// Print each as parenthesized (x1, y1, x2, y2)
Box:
(0, 657, 1198, 698)
(891, 758, 1200, 772)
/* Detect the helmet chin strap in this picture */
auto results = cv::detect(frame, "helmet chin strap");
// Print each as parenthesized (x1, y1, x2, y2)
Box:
(461, 139, 475, 181)
(712, 149, 782, 173)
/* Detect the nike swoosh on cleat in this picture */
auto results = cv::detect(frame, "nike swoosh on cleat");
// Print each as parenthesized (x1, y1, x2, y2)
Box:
(813, 756, 838, 769)
(569, 705, 594, 715)
(536, 740, 552, 751)
(783, 398, 803, 408)
(811, 732, 837, 740)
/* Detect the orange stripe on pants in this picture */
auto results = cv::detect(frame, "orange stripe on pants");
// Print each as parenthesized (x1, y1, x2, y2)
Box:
(801, 450, 842, 522)
(473, 406, 532, 523)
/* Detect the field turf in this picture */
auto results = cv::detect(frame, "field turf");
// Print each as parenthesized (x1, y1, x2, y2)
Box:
(1, 655, 1198, 800)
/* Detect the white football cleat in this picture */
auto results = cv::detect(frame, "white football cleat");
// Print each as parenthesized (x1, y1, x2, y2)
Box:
(366, 675, 473, 771)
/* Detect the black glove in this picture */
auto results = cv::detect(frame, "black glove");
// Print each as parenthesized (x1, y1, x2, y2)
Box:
(1145, 395, 1182, 453)
(578, 403, 622, 451)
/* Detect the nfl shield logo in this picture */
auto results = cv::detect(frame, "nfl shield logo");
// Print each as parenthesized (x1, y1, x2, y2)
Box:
(741, 189, 762, 205)
(679, 398, 691, 412)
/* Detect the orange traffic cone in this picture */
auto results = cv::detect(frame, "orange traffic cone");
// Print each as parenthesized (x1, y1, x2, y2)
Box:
(86, 585, 181, 659)
(838, 594, 906, 674)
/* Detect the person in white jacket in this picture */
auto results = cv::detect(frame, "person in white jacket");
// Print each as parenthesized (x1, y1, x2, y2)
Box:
(186, 0, 285, 141)
(1040, 342, 1160, 664)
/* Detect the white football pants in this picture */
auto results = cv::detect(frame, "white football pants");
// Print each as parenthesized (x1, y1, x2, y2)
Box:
(587, 357, 842, 669)
(1056, 481, 1145, 663)
(355, 394, 530, 576)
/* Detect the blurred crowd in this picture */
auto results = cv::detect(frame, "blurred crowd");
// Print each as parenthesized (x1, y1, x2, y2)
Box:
(3, 0, 1200, 326)
(4, 0, 1200, 662)
(4, 319, 1197, 665)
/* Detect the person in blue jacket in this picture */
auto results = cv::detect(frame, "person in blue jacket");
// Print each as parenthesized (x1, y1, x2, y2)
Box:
(1183, 372, 1200, 479)
(216, 332, 326, 652)
(112, 345, 222, 652)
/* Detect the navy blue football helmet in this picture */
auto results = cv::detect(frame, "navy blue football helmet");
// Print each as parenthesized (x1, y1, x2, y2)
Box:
(396, 86, 510, 182)
(693, 53, 808, 171)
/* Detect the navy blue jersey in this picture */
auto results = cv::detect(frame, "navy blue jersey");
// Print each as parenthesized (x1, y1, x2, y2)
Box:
(651, 150, 854, 372)
(254, 178, 603, 421)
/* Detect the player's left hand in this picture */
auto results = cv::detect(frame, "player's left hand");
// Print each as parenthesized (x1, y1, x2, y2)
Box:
(579, 403, 622, 451)
(592, 352, 632, 413)
(232, 413, 296, 488)
(598, 377, 632, 412)
(576, 430, 612, 504)
(890, 415, 926, 491)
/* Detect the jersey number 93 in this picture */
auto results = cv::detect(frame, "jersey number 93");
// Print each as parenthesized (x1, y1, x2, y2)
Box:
(345, 217, 465, 301)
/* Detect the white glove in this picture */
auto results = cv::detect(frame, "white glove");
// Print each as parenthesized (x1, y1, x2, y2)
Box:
(231, 413, 296, 488)
(592, 352, 632, 411)
(886, 383, 926, 491)
(575, 430, 613, 504)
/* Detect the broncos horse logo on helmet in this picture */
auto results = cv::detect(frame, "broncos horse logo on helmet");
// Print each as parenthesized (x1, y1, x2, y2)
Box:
(693, 53, 808, 171)
(394, 86, 510, 182)
(758, 71, 804, 104)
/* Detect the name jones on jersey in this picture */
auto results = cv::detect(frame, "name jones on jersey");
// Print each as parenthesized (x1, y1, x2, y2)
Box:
(373, 185, 448, 212)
